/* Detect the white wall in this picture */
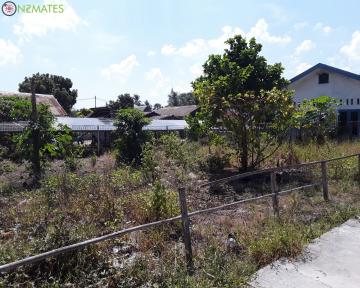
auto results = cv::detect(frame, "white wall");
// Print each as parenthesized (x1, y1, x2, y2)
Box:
(289, 68, 360, 110)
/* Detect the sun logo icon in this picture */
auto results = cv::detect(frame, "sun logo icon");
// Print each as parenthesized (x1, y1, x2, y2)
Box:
(2, 1, 16, 16)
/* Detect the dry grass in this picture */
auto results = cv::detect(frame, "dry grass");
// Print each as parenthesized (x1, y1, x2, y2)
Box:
(1, 140, 360, 287)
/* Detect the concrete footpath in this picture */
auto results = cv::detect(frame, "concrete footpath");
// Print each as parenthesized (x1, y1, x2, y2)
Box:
(251, 218, 360, 288)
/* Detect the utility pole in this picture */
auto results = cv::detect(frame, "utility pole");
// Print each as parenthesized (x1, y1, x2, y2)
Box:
(95, 95, 97, 108)
(30, 78, 41, 186)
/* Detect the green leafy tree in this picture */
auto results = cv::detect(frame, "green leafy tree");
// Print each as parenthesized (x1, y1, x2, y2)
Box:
(18, 73, 78, 113)
(114, 108, 150, 166)
(133, 94, 142, 106)
(167, 89, 179, 107)
(11, 102, 75, 175)
(167, 89, 197, 106)
(153, 103, 162, 110)
(0, 95, 77, 182)
(294, 96, 337, 144)
(0, 96, 33, 121)
(144, 100, 152, 112)
(108, 93, 135, 116)
(75, 108, 93, 117)
(191, 35, 294, 170)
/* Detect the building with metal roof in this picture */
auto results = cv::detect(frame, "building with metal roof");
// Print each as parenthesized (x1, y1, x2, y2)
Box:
(289, 63, 360, 137)
(152, 105, 198, 120)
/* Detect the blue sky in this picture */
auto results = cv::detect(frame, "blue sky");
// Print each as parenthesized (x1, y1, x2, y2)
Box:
(1, 0, 360, 108)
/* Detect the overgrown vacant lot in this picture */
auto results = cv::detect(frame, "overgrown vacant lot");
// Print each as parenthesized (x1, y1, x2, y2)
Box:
(1, 140, 360, 287)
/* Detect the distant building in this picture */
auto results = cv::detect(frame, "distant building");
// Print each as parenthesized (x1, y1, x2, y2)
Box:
(0, 91, 67, 116)
(153, 105, 199, 120)
(289, 63, 360, 136)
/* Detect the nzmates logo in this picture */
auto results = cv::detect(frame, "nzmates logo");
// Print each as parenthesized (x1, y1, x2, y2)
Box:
(2, 1, 16, 16)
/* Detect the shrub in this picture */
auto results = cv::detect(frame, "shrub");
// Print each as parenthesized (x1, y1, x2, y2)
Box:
(91, 153, 97, 167)
(199, 154, 229, 173)
(124, 181, 180, 223)
(141, 134, 200, 183)
(114, 108, 150, 166)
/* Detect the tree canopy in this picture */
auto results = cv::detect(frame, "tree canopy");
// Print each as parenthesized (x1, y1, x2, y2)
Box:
(191, 35, 294, 170)
(18, 73, 78, 113)
(108, 93, 135, 114)
(0, 96, 34, 122)
(167, 89, 197, 106)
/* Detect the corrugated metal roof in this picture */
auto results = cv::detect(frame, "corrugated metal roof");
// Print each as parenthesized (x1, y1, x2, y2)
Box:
(55, 117, 114, 131)
(0, 118, 188, 132)
(143, 119, 188, 130)
(154, 105, 198, 119)
(0, 91, 67, 116)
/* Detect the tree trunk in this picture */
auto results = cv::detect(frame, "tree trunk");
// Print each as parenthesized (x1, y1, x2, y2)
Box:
(240, 126, 248, 171)
(30, 81, 41, 186)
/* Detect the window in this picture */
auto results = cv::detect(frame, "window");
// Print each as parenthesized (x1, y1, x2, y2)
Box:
(357, 98, 359, 105)
(346, 99, 349, 105)
(318, 73, 329, 84)
(340, 99, 343, 105)
(351, 99, 354, 105)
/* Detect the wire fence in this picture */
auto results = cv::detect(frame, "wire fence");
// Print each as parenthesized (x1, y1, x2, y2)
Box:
(0, 153, 359, 274)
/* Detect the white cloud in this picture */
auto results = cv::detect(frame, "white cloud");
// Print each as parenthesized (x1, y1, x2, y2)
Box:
(161, 44, 176, 55)
(145, 67, 163, 81)
(147, 50, 156, 56)
(247, 19, 291, 45)
(295, 40, 315, 55)
(295, 62, 311, 74)
(145, 67, 171, 102)
(101, 54, 139, 81)
(13, 0, 86, 41)
(0, 39, 22, 66)
(144, 68, 192, 103)
(314, 22, 332, 34)
(340, 31, 360, 61)
(161, 19, 291, 57)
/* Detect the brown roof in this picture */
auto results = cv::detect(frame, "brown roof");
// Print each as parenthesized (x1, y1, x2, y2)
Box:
(154, 105, 198, 119)
(0, 91, 67, 116)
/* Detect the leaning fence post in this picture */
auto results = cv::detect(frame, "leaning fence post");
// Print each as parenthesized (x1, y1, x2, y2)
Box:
(270, 171, 280, 218)
(321, 161, 329, 201)
(178, 187, 194, 275)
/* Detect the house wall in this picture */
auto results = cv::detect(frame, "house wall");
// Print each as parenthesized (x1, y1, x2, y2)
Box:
(289, 69, 360, 110)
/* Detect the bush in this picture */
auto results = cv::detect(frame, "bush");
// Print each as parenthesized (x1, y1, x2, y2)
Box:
(114, 108, 150, 166)
(124, 181, 180, 223)
(141, 134, 200, 183)
(199, 154, 229, 173)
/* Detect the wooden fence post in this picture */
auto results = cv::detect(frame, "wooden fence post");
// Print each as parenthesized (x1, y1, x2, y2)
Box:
(321, 161, 329, 201)
(97, 125, 100, 155)
(270, 171, 279, 218)
(178, 187, 194, 275)
(358, 154, 360, 182)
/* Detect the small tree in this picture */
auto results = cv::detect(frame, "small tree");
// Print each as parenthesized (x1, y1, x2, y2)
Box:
(167, 89, 197, 106)
(114, 108, 150, 166)
(108, 94, 135, 116)
(192, 35, 294, 170)
(12, 101, 75, 181)
(75, 108, 93, 117)
(153, 103, 162, 110)
(294, 96, 337, 144)
(144, 100, 152, 112)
